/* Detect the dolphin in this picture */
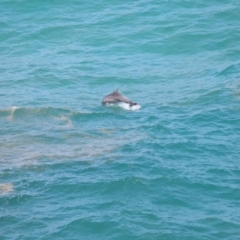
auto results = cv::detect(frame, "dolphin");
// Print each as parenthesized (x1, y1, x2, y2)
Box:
(102, 89, 137, 107)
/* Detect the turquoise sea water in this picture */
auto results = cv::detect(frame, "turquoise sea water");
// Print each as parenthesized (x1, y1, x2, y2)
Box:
(1, 0, 240, 239)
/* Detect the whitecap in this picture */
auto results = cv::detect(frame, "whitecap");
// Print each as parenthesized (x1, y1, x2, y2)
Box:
(8, 106, 19, 120)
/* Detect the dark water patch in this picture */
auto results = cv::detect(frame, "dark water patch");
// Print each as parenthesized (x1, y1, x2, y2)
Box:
(48, 217, 119, 240)
(0, 193, 33, 206)
(217, 63, 240, 77)
(0, 215, 25, 240)
(141, 123, 172, 135)
(71, 110, 128, 123)
(212, 5, 240, 21)
(199, 217, 240, 239)
(102, 176, 149, 196)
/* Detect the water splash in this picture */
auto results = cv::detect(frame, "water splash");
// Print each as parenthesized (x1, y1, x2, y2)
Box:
(118, 102, 142, 111)
(8, 106, 19, 120)
(105, 102, 141, 111)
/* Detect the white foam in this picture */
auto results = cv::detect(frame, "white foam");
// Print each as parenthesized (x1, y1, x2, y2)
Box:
(8, 106, 19, 120)
(105, 102, 141, 110)
(118, 102, 141, 111)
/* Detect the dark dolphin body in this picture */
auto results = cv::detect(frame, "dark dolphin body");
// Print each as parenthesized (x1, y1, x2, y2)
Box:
(102, 89, 137, 107)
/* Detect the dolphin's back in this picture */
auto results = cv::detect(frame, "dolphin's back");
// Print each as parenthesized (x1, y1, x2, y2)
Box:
(102, 89, 136, 106)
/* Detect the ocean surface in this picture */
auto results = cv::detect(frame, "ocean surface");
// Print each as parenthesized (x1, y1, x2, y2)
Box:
(1, 0, 240, 239)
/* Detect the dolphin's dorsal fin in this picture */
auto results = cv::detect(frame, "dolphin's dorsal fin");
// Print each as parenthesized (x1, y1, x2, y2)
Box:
(115, 89, 118, 93)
